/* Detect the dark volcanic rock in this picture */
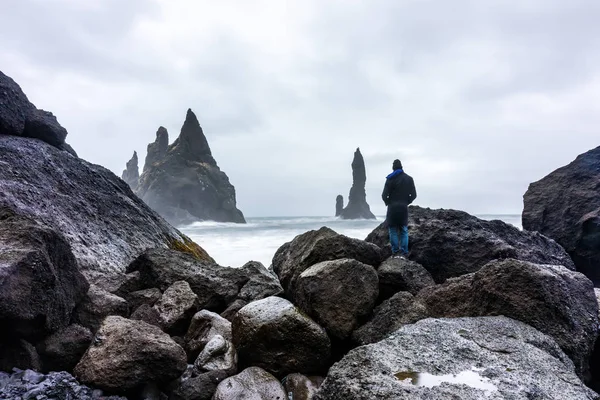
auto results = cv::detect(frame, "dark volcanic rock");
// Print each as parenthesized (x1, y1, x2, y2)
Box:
(194, 334, 237, 376)
(22, 109, 68, 148)
(232, 296, 331, 377)
(284, 373, 324, 400)
(74, 316, 187, 393)
(144, 126, 169, 173)
(418, 259, 599, 379)
(126, 288, 162, 311)
(0, 340, 41, 373)
(293, 259, 379, 340)
(121, 150, 140, 189)
(237, 261, 284, 301)
(272, 227, 382, 296)
(73, 285, 129, 332)
(169, 370, 228, 400)
(523, 146, 600, 285)
(0, 208, 88, 341)
(212, 367, 286, 400)
(154, 280, 199, 334)
(130, 304, 163, 328)
(335, 195, 343, 217)
(315, 317, 598, 400)
(184, 310, 232, 362)
(0, 134, 212, 289)
(366, 206, 575, 283)
(351, 291, 429, 346)
(339, 148, 376, 220)
(377, 257, 435, 299)
(37, 324, 92, 373)
(136, 109, 245, 225)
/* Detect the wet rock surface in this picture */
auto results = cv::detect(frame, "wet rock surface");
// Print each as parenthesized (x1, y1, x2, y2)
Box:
(338, 148, 376, 220)
(37, 324, 92, 373)
(212, 367, 286, 400)
(366, 206, 575, 282)
(184, 310, 232, 362)
(315, 316, 598, 400)
(153, 281, 198, 334)
(194, 334, 237, 376)
(237, 261, 284, 301)
(232, 296, 331, 377)
(293, 258, 379, 340)
(377, 257, 434, 299)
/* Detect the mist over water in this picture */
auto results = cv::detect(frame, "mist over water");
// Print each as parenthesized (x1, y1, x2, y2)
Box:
(180, 215, 522, 268)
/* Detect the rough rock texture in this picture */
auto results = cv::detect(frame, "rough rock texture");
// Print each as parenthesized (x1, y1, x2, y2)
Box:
(232, 297, 331, 377)
(377, 257, 435, 299)
(22, 109, 68, 148)
(213, 367, 286, 400)
(284, 373, 324, 400)
(237, 261, 284, 301)
(0, 208, 88, 341)
(126, 288, 162, 311)
(154, 281, 198, 334)
(273, 227, 382, 296)
(184, 310, 232, 362)
(169, 370, 228, 400)
(418, 259, 599, 379)
(0, 340, 41, 373)
(339, 148, 376, 220)
(73, 285, 129, 332)
(144, 126, 169, 173)
(136, 109, 245, 225)
(121, 150, 139, 189)
(352, 292, 429, 345)
(74, 316, 187, 392)
(130, 304, 163, 328)
(315, 317, 599, 400)
(335, 195, 343, 217)
(523, 146, 600, 285)
(194, 334, 237, 376)
(0, 369, 127, 400)
(220, 299, 248, 322)
(37, 324, 92, 373)
(0, 134, 212, 289)
(128, 248, 281, 313)
(366, 206, 575, 283)
(294, 259, 379, 340)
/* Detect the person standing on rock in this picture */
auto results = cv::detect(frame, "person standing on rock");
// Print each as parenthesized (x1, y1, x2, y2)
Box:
(382, 159, 417, 259)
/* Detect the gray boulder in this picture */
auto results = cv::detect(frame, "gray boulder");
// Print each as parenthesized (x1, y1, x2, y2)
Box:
(153, 281, 198, 334)
(126, 288, 162, 311)
(237, 261, 283, 301)
(184, 310, 232, 362)
(315, 317, 599, 400)
(74, 316, 187, 393)
(377, 257, 434, 299)
(212, 367, 286, 400)
(73, 285, 128, 332)
(0, 208, 88, 340)
(232, 297, 331, 377)
(283, 373, 324, 400)
(352, 291, 429, 345)
(37, 324, 92, 373)
(366, 206, 575, 283)
(121, 150, 139, 189)
(418, 259, 599, 379)
(338, 148, 376, 220)
(293, 259, 379, 340)
(130, 304, 163, 328)
(194, 334, 237, 376)
(273, 227, 382, 296)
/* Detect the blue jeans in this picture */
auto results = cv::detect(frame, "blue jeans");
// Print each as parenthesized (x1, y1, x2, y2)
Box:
(389, 226, 409, 255)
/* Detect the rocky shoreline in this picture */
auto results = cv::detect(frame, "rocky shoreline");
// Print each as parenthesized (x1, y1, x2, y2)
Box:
(2, 69, 600, 399)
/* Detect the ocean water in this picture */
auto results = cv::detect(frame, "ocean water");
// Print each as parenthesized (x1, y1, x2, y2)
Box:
(180, 214, 522, 268)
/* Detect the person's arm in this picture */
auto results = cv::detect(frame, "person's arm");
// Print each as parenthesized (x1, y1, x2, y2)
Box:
(382, 179, 391, 206)
(408, 177, 417, 204)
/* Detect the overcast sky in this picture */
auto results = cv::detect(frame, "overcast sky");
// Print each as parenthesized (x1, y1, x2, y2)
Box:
(1, 0, 599, 217)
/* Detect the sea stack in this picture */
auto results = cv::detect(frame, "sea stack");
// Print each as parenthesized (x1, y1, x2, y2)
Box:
(121, 151, 139, 189)
(335, 195, 344, 217)
(136, 109, 246, 226)
(339, 148, 376, 220)
(523, 146, 600, 286)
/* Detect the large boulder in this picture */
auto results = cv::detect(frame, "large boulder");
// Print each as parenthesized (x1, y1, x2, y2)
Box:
(74, 316, 187, 393)
(0, 208, 88, 341)
(153, 281, 198, 334)
(73, 285, 128, 332)
(237, 261, 283, 302)
(273, 227, 382, 295)
(232, 297, 331, 377)
(212, 367, 286, 400)
(36, 324, 92, 373)
(377, 257, 435, 299)
(184, 310, 232, 362)
(417, 259, 599, 379)
(293, 259, 379, 340)
(315, 317, 599, 400)
(352, 291, 429, 345)
(366, 206, 575, 283)
(338, 148, 376, 220)
(0, 133, 212, 289)
(523, 146, 600, 285)
(136, 109, 245, 225)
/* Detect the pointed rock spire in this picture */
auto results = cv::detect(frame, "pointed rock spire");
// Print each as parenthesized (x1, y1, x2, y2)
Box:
(339, 148, 376, 220)
(170, 109, 216, 165)
(335, 195, 344, 217)
(143, 126, 169, 173)
(121, 151, 139, 189)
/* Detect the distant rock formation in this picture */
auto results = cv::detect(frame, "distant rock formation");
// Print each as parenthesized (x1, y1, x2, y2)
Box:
(121, 151, 139, 189)
(338, 148, 376, 220)
(523, 146, 600, 285)
(144, 126, 169, 173)
(335, 195, 343, 217)
(136, 109, 245, 226)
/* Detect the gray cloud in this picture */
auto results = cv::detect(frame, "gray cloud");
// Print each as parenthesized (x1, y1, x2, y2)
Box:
(1, 0, 599, 218)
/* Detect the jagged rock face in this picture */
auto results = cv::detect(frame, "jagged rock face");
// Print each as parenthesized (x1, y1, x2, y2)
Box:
(335, 195, 343, 217)
(523, 146, 600, 285)
(339, 148, 376, 220)
(144, 126, 169, 173)
(0, 135, 211, 289)
(366, 206, 575, 283)
(136, 109, 245, 225)
(121, 151, 139, 189)
(315, 317, 599, 400)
